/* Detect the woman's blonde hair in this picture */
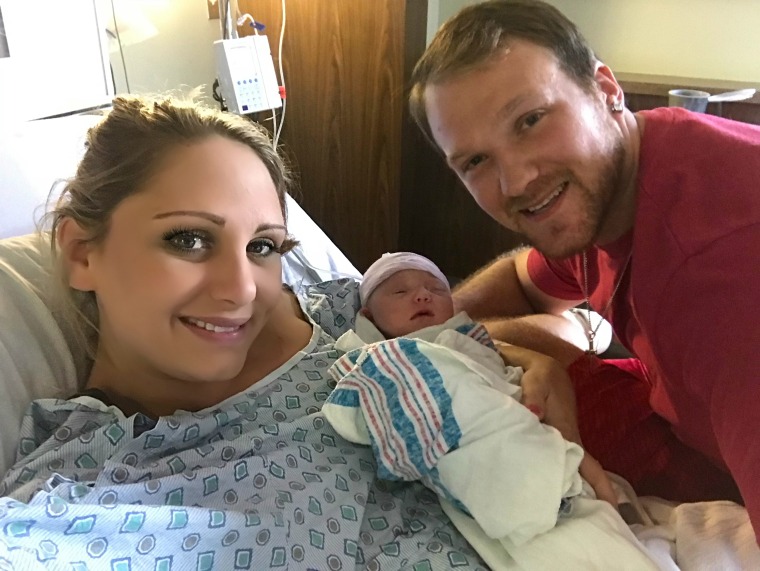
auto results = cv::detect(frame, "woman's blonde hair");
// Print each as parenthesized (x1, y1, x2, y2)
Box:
(47, 94, 295, 361)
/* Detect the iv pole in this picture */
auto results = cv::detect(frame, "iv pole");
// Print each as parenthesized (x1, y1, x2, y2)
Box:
(218, 0, 238, 40)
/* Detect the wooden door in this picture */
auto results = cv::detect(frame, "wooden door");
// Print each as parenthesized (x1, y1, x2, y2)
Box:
(237, 0, 428, 272)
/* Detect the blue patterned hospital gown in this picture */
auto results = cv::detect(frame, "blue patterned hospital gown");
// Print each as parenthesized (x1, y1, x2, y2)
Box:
(0, 279, 488, 570)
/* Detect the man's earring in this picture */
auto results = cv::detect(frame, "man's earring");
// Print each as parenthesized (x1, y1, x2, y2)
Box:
(610, 100, 624, 113)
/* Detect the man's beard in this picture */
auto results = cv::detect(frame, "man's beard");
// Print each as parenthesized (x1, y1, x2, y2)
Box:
(528, 139, 628, 259)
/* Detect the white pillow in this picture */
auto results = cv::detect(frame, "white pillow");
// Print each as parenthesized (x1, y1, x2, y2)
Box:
(0, 234, 86, 475)
(0, 114, 98, 240)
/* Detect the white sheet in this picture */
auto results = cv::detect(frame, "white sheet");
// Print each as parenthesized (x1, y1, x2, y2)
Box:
(452, 474, 760, 570)
(631, 497, 760, 571)
(0, 114, 96, 239)
(282, 194, 361, 287)
(607, 473, 760, 571)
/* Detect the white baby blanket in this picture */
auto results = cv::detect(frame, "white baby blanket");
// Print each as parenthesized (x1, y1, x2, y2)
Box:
(325, 314, 583, 543)
(323, 314, 661, 569)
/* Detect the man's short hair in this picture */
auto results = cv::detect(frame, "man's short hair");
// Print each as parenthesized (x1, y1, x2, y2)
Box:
(409, 0, 597, 148)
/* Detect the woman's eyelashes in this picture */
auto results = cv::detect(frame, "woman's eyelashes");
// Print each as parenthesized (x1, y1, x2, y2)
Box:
(249, 235, 299, 257)
(279, 237, 299, 255)
(161, 226, 291, 260)
(162, 227, 211, 254)
(247, 237, 277, 257)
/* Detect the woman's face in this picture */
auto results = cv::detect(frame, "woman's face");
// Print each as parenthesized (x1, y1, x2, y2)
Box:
(77, 136, 287, 385)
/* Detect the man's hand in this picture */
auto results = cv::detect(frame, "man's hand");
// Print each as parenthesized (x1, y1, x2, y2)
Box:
(495, 342, 618, 506)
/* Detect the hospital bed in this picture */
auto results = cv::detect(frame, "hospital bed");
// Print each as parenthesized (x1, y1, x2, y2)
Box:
(1, 111, 758, 570)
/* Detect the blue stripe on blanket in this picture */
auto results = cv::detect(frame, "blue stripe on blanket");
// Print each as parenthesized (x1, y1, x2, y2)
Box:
(357, 339, 462, 480)
(454, 322, 496, 350)
(328, 388, 360, 408)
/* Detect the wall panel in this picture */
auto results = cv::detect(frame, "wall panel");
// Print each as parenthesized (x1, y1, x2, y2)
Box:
(238, 0, 422, 272)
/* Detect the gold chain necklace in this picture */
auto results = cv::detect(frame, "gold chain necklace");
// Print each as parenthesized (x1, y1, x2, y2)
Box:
(581, 250, 632, 355)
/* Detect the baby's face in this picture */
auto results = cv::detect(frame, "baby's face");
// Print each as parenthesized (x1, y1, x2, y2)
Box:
(365, 269, 454, 337)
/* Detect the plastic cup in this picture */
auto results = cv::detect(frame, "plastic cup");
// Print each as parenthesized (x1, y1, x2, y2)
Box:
(668, 89, 710, 113)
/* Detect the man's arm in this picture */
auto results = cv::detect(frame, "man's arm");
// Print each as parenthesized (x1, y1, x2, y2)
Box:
(454, 248, 586, 356)
(453, 248, 536, 319)
(454, 248, 579, 319)
(482, 317, 587, 368)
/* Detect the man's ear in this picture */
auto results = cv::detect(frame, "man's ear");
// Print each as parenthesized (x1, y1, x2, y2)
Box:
(57, 218, 98, 292)
(593, 62, 624, 108)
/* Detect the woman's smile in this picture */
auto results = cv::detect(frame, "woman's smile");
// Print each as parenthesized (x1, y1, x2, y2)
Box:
(179, 316, 250, 343)
(182, 316, 249, 333)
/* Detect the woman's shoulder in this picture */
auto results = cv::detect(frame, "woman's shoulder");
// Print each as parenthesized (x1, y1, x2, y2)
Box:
(298, 278, 361, 340)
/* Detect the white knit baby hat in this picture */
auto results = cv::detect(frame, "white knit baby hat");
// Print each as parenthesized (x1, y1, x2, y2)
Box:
(359, 252, 450, 304)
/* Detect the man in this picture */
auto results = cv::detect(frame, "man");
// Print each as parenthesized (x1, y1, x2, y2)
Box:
(409, 0, 760, 540)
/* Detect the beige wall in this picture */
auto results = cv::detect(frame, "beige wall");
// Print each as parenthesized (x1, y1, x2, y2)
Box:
(107, 0, 760, 101)
(433, 0, 760, 83)
(108, 0, 220, 105)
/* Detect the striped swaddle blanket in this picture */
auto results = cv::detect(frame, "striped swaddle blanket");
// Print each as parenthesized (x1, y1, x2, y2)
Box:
(323, 315, 585, 545)
(328, 336, 468, 509)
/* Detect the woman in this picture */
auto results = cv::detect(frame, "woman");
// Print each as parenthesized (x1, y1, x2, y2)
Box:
(0, 96, 488, 569)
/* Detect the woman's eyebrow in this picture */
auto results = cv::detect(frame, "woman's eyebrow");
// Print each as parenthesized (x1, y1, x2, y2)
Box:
(153, 210, 225, 226)
(153, 213, 287, 235)
(257, 223, 287, 233)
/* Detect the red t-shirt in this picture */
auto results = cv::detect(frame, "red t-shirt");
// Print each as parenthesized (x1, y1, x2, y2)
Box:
(528, 107, 760, 537)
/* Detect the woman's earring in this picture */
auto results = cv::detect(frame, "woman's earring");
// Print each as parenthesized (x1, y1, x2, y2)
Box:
(610, 100, 624, 113)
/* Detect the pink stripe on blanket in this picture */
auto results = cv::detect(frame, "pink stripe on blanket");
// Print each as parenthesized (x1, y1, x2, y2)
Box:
(376, 342, 448, 464)
(340, 375, 420, 479)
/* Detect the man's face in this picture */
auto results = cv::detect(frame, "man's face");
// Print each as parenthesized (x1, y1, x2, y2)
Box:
(364, 269, 454, 338)
(425, 40, 627, 258)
